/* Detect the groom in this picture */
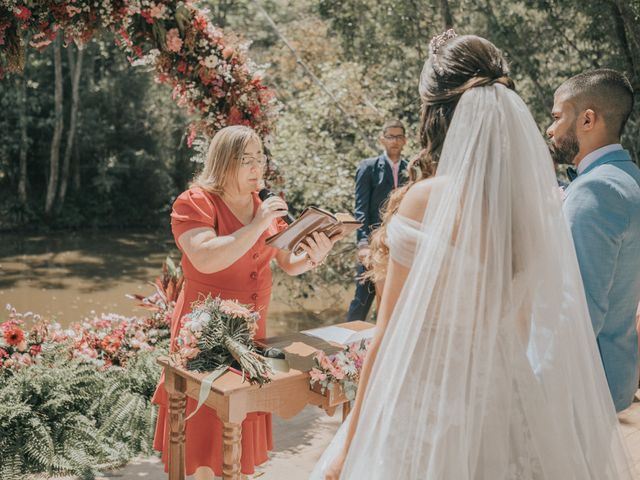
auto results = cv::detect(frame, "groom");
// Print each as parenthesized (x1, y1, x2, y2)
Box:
(547, 69, 640, 411)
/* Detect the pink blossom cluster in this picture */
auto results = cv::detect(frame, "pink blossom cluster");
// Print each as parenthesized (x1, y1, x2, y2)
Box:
(0, 0, 129, 55)
(0, 300, 172, 373)
(64, 311, 169, 368)
(309, 339, 371, 401)
(1, 0, 277, 137)
(0, 306, 63, 371)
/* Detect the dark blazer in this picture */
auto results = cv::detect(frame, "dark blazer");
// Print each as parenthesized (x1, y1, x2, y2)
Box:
(354, 154, 408, 245)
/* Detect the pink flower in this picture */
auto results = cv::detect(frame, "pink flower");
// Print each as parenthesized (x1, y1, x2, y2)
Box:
(309, 368, 326, 382)
(222, 46, 234, 59)
(166, 28, 183, 53)
(187, 127, 198, 148)
(140, 10, 154, 24)
(149, 4, 167, 19)
(14, 6, 31, 21)
(320, 355, 333, 371)
(66, 6, 82, 17)
(228, 106, 243, 125)
(3, 323, 25, 346)
(219, 299, 253, 318)
(193, 15, 208, 32)
(177, 60, 189, 74)
(18, 353, 32, 366)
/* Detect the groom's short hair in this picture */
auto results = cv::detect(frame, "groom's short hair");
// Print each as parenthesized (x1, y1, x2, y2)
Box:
(557, 69, 634, 138)
(380, 119, 405, 136)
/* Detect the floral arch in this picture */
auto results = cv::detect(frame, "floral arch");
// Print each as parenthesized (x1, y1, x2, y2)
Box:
(0, 0, 276, 142)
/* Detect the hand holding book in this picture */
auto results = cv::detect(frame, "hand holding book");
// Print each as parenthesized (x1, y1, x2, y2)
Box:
(265, 206, 362, 255)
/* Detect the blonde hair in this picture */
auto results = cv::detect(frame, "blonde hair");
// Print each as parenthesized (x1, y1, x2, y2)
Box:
(190, 125, 262, 194)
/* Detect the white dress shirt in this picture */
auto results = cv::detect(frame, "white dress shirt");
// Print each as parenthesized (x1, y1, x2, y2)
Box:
(577, 143, 623, 174)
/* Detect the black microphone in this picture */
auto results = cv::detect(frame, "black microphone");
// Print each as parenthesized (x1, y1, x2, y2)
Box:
(258, 188, 295, 224)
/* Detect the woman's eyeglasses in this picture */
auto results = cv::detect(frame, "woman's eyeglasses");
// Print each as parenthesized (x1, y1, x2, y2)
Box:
(240, 154, 268, 168)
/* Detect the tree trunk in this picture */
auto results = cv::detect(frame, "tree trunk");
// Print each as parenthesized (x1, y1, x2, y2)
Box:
(611, 0, 640, 90)
(45, 34, 64, 216)
(17, 72, 28, 207)
(72, 142, 81, 191)
(440, 0, 454, 30)
(57, 44, 83, 210)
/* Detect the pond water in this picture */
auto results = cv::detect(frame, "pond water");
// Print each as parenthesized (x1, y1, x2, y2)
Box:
(0, 230, 353, 336)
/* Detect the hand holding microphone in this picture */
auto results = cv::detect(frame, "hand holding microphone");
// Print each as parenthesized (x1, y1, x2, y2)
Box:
(258, 188, 295, 224)
(258, 188, 336, 269)
(254, 199, 289, 230)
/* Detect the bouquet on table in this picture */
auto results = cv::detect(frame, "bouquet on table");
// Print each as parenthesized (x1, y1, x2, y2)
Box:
(309, 339, 371, 401)
(174, 295, 273, 386)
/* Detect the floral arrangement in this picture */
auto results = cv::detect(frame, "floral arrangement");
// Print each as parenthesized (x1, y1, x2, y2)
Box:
(0, 307, 62, 371)
(175, 295, 273, 386)
(0, 257, 179, 373)
(65, 312, 170, 367)
(0, 0, 277, 137)
(309, 339, 371, 401)
(0, 307, 170, 372)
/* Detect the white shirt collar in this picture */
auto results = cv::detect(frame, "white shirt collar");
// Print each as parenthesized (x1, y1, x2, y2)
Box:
(577, 144, 623, 174)
(383, 151, 401, 166)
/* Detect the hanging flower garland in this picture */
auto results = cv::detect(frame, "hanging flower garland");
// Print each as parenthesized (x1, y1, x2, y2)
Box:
(0, 0, 277, 138)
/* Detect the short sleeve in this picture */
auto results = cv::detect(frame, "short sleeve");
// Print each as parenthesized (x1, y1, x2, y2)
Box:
(171, 188, 217, 240)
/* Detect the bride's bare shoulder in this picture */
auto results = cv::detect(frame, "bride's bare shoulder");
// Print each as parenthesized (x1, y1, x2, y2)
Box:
(397, 176, 449, 223)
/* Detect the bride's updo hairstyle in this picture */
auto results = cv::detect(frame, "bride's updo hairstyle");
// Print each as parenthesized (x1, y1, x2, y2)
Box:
(418, 31, 514, 170)
(367, 32, 514, 284)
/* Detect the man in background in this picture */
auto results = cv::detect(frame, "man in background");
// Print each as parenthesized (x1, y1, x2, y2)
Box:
(347, 119, 408, 321)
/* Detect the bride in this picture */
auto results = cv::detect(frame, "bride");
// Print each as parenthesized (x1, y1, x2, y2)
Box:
(312, 32, 635, 479)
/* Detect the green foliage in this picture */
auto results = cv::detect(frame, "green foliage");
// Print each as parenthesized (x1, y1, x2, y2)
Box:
(0, 344, 167, 479)
(0, 37, 192, 230)
(1, 0, 638, 300)
(211, 0, 640, 305)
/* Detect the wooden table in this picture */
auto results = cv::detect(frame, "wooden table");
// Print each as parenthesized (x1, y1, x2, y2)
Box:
(158, 320, 373, 480)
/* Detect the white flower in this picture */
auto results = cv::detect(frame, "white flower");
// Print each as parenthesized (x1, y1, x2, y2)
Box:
(201, 55, 219, 69)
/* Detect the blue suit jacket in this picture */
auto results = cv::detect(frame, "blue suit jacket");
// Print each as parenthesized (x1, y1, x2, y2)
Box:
(354, 155, 408, 245)
(563, 149, 640, 411)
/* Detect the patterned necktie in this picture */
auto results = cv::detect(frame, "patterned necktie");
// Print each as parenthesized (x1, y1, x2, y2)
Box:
(566, 166, 578, 181)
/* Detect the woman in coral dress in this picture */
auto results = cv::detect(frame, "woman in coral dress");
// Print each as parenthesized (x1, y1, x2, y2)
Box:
(152, 125, 335, 479)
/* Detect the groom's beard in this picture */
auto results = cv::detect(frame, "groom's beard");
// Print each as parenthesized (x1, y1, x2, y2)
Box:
(548, 128, 580, 166)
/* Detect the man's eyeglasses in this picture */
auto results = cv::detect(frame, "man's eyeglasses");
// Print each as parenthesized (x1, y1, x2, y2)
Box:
(240, 154, 268, 168)
(383, 134, 406, 141)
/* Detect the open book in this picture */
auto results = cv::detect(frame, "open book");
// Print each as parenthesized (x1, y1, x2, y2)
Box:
(265, 206, 362, 254)
(301, 324, 375, 345)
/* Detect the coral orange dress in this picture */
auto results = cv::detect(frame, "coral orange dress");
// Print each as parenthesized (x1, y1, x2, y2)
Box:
(152, 187, 287, 476)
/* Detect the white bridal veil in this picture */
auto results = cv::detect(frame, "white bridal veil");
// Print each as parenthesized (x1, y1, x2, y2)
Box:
(310, 84, 635, 479)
